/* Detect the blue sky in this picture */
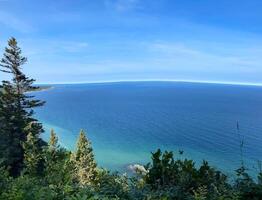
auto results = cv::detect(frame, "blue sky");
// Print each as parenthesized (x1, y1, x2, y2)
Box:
(1, 0, 262, 84)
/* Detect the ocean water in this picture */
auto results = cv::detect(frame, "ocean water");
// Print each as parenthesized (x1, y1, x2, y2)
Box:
(34, 82, 262, 175)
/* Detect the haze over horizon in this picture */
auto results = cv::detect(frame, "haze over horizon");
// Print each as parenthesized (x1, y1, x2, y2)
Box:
(1, 0, 262, 84)
(35, 80, 262, 87)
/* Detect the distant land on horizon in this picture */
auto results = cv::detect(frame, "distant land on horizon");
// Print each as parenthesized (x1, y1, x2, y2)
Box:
(35, 80, 262, 87)
(30, 85, 53, 92)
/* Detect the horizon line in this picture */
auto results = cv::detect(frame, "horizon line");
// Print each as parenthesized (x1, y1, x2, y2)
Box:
(35, 79, 262, 87)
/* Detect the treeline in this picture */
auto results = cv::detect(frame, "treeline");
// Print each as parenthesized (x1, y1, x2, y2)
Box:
(0, 38, 262, 200)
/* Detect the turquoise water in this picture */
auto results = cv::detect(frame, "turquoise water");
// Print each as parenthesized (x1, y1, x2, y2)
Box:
(34, 82, 262, 175)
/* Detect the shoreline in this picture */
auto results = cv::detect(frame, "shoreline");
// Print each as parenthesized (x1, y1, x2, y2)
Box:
(27, 86, 54, 93)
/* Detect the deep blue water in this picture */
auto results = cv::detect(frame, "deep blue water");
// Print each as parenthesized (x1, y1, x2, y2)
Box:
(34, 82, 262, 175)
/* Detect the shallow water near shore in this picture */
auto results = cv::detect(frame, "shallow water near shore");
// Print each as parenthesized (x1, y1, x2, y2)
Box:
(34, 81, 262, 175)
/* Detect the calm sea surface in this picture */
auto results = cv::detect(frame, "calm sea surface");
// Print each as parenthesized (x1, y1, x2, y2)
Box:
(34, 82, 262, 175)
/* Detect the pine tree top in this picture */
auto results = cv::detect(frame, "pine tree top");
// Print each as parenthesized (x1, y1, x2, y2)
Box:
(49, 129, 58, 148)
(1, 37, 27, 78)
(74, 129, 96, 164)
(76, 130, 93, 154)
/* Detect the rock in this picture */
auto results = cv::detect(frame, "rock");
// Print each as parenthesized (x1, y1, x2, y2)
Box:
(127, 164, 148, 175)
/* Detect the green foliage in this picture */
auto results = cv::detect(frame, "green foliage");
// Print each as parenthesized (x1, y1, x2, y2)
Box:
(0, 167, 11, 195)
(0, 37, 45, 176)
(95, 169, 130, 199)
(43, 130, 75, 197)
(44, 129, 62, 178)
(71, 130, 97, 186)
(22, 123, 43, 176)
(0, 175, 56, 200)
(193, 186, 207, 200)
(233, 166, 262, 200)
(142, 149, 235, 199)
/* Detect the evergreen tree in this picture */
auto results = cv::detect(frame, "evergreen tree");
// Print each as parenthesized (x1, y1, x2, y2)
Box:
(43, 129, 71, 189)
(44, 129, 60, 174)
(48, 129, 59, 156)
(22, 123, 42, 176)
(0, 37, 45, 176)
(71, 130, 97, 186)
(0, 83, 18, 169)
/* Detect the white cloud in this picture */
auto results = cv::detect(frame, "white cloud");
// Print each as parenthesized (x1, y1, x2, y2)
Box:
(148, 41, 262, 72)
(150, 43, 204, 57)
(21, 39, 89, 56)
(61, 42, 89, 53)
(105, 0, 141, 12)
(0, 11, 34, 33)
